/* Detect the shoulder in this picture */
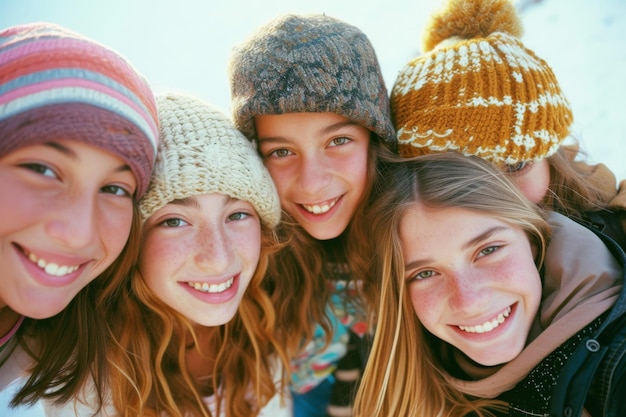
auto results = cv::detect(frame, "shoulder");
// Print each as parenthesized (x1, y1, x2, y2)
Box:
(546, 212, 619, 268)
(0, 343, 114, 417)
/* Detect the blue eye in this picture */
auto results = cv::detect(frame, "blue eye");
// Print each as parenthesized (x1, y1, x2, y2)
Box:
(503, 161, 531, 174)
(408, 270, 436, 282)
(417, 270, 435, 279)
(478, 246, 499, 258)
(228, 212, 251, 221)
(160, 218, 189, 227)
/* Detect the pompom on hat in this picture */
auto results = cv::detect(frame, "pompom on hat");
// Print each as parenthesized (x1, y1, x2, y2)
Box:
(0, 22, 159, 197)
(228, 13, 396, 148)
(391, 0, 573, 165)
(140, 92, 281, 228)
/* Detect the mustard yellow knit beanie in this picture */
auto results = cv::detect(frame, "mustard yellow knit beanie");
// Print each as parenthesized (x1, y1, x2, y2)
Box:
(391, 0, 573, 165)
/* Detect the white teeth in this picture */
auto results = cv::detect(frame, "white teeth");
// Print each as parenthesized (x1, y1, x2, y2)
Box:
(302, 199, 337, 214)
(27, 252, 80, 277)
(188, 277, 235, 294)
(458, 306, 511, 334)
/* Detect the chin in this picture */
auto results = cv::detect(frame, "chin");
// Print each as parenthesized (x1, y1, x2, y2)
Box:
(195, 311, 239, 327)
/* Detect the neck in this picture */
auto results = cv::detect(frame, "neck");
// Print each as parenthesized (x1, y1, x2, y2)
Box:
(185, 326, 220, 396)
(0, 307, 22, 343)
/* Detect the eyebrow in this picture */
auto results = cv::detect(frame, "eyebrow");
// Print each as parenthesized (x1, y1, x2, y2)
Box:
(319, 120, 361, 136)
(169, 195, 236, 207)
(45, 142, 76, 157)
(45, 142, 131, 173)
(403, 226, 509, 271)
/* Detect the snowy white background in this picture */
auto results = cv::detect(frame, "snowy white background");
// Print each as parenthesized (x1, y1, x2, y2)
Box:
(2, 0, 624, 180)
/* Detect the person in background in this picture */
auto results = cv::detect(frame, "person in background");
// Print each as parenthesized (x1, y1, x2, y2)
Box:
(0, 21, 158, 415)
(228, 13, 396, 417)
(354, 152, 625, 417)
(390, 0, 626, 249)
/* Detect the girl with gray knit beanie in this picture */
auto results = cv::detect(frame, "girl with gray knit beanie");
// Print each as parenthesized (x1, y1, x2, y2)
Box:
(228, 13, 396, 417)
(100, 92, 291, 417)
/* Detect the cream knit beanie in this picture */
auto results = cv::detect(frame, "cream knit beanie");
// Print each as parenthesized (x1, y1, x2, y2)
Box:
(140, 92, 281, 228)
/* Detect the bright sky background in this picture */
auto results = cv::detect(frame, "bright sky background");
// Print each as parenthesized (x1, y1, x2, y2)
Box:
(2, 0, 625, 180)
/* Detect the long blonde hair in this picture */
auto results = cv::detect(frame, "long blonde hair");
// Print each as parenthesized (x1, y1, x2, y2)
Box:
(354, 152, 550, 417)
(105, 224, 289, 417)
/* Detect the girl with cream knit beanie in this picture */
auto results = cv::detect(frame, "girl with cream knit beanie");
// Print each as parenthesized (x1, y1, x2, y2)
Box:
(103, 91, 290, 417)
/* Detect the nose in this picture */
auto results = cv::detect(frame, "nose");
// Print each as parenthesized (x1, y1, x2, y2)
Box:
(297, 152, 332, 196)
(447, 269, 491, 314)
(194, 224, 233, 273)
(45, 193, 99, 250)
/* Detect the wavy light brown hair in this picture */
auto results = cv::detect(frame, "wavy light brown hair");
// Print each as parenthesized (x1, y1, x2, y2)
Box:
(542, 144, 610, 217)
(104, 223, 289, 417)
(354, 152, 551, 417)
(265, 136, 393, 359)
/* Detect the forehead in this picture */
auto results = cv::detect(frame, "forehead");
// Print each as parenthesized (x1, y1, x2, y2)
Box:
(254, 112, 365, 139)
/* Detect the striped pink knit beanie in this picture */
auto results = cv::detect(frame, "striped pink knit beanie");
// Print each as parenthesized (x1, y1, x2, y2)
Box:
(0, 22, 159, 198)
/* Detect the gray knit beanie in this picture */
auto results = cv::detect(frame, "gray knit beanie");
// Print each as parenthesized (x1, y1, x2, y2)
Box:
(228, 13, 396, 147)
(139, 92, 281, 228)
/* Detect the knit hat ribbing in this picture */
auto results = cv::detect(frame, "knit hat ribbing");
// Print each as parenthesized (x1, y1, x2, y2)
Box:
(228, 13, 396, 147)
(391, 0, 573, 165)
(0, 22, 158, 198)
(140, 92, 281, 228)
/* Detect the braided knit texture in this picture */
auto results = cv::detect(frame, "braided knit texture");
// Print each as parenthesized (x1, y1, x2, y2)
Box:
(140, 92, 281, 228)
(391, 0, 573, 165)
(228, 13, 396, 146)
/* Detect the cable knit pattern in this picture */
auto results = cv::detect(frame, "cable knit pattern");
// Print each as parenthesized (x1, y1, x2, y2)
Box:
(140, 92, 280, 228)
(228, 13, 395, 146)
(391, 0, 573, 165)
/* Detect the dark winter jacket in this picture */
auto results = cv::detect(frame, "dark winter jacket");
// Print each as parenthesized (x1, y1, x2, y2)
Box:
(505, 226, 626, 417)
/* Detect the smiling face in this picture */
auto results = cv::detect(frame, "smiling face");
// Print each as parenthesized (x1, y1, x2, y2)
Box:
(255, 112, 371, 240)
(399, 204, 542, 366)
(139, 193, 261, 327)
(0, 141, 137, 320)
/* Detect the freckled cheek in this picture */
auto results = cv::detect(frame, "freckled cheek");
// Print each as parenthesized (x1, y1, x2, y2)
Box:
(232, 228, 262, 265)
(140, 235, 193, 276)
(407, 285, 442, 323)
(265, 166, 292, 202)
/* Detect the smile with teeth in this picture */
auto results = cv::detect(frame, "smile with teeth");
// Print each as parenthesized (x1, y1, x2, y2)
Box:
(26, 251, 80, 277)
(458, 306, 512, 334)
(302, 198, 338, 215)
(187, 277, 234, 294)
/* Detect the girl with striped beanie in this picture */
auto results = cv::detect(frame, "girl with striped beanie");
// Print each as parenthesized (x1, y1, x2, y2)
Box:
(0, 21, 158, 414)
